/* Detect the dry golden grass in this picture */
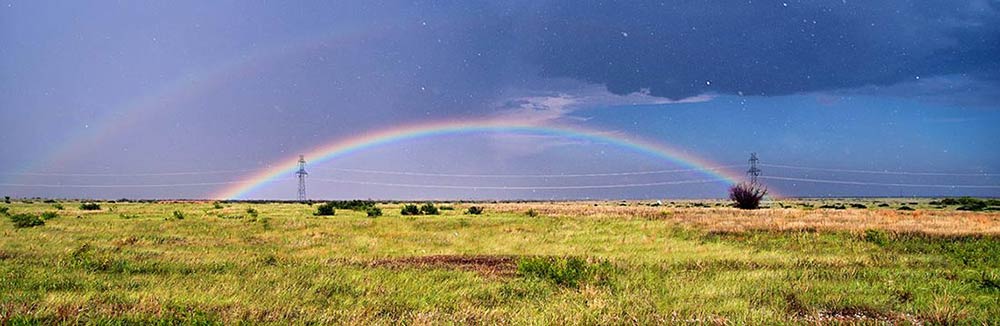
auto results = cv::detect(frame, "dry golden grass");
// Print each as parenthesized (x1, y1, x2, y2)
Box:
(484, 201, 1000, 235)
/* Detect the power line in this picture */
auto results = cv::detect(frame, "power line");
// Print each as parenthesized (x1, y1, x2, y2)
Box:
(311, 178, 719, 190)
(760, 163, 1000, 177)
(760, 176, 1000, 189)
(313, 165, 744, 178)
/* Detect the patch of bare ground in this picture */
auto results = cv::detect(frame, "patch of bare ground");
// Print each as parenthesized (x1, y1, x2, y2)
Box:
(483, 203, 1000, 235)
(362, 255, 518, 277)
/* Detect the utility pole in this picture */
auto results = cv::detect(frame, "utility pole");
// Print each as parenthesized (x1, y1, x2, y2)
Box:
(747, 152, 761, 184)
(296, 155, 308, 201)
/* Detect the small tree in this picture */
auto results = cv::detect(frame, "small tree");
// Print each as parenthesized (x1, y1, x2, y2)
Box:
(466, 206, 484, 215)
(366, 207, 382, 217)
(401, 204, 420, 216)
(79, 202, 101, 211)
(729, 182, 767, 209)
(314, 202, 336, 216)
(420, 203, 439, 215)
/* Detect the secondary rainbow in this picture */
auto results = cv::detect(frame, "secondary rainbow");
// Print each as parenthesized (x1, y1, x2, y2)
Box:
(215, 119, 754, 199)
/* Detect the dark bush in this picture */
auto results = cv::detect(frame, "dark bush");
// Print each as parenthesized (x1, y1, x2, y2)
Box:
(79, 202, 101, 210)
(314, 202, 336, 216)
(3, 196, 9, 204)
(9, 213, 44, 228)
(878, 203, 891, 207)
(246, 207, 259, 218)
(41, 211, 59, 220)
(323, 200, 377, 211)
(729, 182, 767, 210)
(0, 206, 8, 215)
(420, 203, 439, 215)
(850, 203, 868, 209)
(366, 207, 382, 217)
(53, 203, 64, 210)
(526, 209, 539, 217)
(439, 205, 454, 211)
(172, 210, 185, 220)
(401, 204, 420, 216)
(897, 206, 915, 211)
(466, 206, 484, 215)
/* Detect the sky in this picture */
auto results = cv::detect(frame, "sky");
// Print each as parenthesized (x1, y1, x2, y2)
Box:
(1, 0, 998, 200)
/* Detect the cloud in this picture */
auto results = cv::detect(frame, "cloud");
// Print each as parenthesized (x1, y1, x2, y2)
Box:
(501, 1, 1000, 100)
(492, 83, 714, 123)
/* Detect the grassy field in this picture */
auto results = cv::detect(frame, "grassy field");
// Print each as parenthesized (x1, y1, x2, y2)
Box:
(1, 199, 998, 324)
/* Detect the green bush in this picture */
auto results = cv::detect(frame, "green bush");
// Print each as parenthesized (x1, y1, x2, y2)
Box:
(0, 206, 9, 215)
(41, 211, 59, 220)
(517, 256, 614, 288)
(897, 206, 915, 211)
(212, 202, 224, 209)
(9, 213, 44, 228)
(53, 203, 64, 210)
(366, 207, 382, 217)
(325, 200, 377, 211)
(466, 206, 484, 215)
(401, 204, 420, 216)
(172, 211, 185, 220)
(526, 209, 539, 217)
(3, 196, 9, 204)
(79, 202, 101, 210)
(314, 202, 336, 216)
(246, 207, 259, 218)
(420, 203, 439, 215)
(439, 205, 454, 211)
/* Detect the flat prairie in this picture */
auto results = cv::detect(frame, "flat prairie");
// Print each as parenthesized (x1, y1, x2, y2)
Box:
(1, 199, 997, 324)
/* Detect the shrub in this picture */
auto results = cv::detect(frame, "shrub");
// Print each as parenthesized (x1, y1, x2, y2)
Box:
(526, 209, 539, 217)
(53, 203, 64, 210)
(0, 206, 8, 215)
(246, 207, 259, 218)
(79, 202, 101, 210)
(439, 205, 455, 211)
(212, 202, 224, 209)
(325, 200, 377, 211)
(850, 203, 867, 209)
(897, 206, 915, 211)
(420, 203, 439, 215)
(3, 196, 9, 204)
(401, 204, 420, 216)
(41, 211, 59, 220)
(172, 211, 185, 220)
(366, 207, 382, 217)
(9, 213, 44, 228)
(314, 202, 336, 216)
(729, 182, 767, 209)
(466, 206, 484, 215)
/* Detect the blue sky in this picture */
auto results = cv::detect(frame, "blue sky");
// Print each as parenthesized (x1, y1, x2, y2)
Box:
(1, 1, 998, 199)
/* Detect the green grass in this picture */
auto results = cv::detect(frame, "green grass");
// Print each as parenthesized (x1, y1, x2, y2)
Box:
(0, 201, 997, 324)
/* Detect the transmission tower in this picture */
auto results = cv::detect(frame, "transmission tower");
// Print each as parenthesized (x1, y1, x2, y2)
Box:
(296, 155, 308, 201)
(747, 152, 761, 184)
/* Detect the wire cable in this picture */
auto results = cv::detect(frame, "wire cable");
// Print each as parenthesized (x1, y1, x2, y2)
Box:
(760, 176, 1000, 189)
(310, 178, 719, 190)
(760, 163, 1000, 177)
(0, 168, 263, 177)
(312, 165, 744, 178)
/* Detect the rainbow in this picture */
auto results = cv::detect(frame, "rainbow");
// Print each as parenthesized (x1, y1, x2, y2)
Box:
(14, 24, 379, 181)
(215, 119, 752, 199)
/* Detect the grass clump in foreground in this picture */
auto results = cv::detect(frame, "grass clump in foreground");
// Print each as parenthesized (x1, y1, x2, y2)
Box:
(0, 200, 997, 324)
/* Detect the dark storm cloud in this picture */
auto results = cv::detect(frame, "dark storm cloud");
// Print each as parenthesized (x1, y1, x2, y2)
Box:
(498, 0, 1000, 100)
